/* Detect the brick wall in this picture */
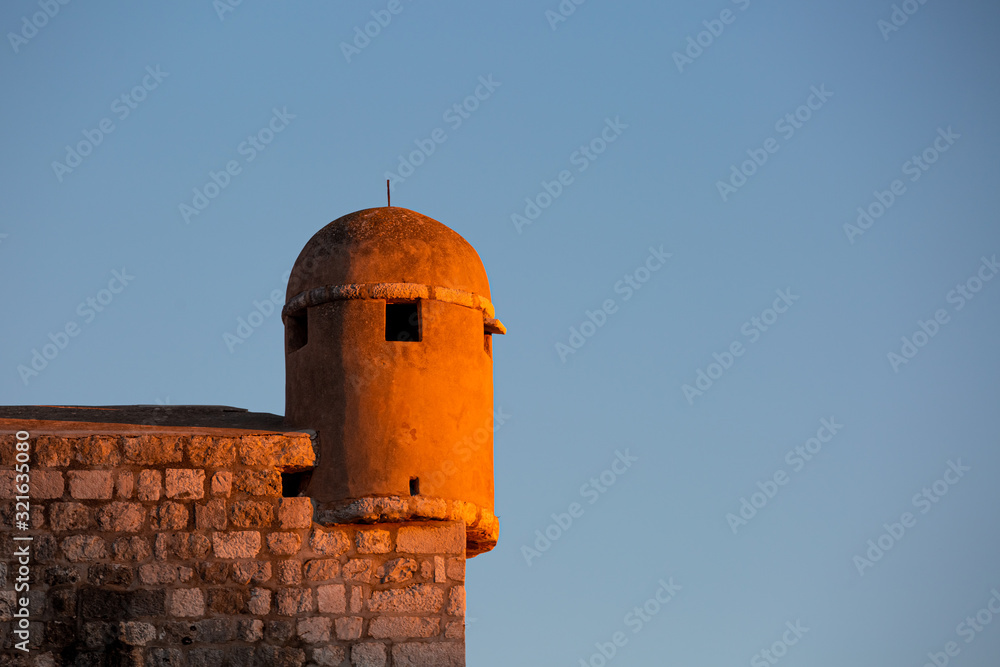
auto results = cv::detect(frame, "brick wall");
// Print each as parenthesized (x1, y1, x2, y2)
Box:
(0, 431, 466, 667)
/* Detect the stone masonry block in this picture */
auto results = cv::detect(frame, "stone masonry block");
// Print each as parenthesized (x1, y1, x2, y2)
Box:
(396, 523, 464, 555)
(187, 436, 236, 466)
(277, 497, 313, 528)
(136, 470, 162, 501)
(165, 469, 205, 499)
(67, 471, 113, 500)
(309, 528, 350, 556)
(367, 584, 444, 613)
(169, 588, 205, 617)
(212, 531, 261, 559)
(368, 617, 440, 639)
(356, 529, 391, 553)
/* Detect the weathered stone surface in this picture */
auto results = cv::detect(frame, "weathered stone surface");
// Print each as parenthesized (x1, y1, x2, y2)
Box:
(165, 468, 205, 499)
(276, 587, 313, 615)
(435, 555, 447, 582)
(350, 585, 363, 613)
(61, 535, 107, 562)
(316, 583, 346, 613)
(169, 588, 205, 617)
(297, 616, 331, 643)
(187, 436, 236, 466)
(122, 435, 184, 465)
(238, 434, 315, 469)
(445, 620, 464, 638)
(42, 565, 81, 586)
(237, 618, 264, 642)
(368, 616, 440, 639)
(49, 502, 93, 531)
(88, 564, 133, 587)
(378, 557, 418, 584)
(229, 499, 273, 528)
(119, 621, 156, 646)
(231, 560, 271, 584)
(309, 528, 350, 555)
(357, 528, 391, 553)
(139, 563, 178, 585)
(211, 471, 232, 497)
(248, 587, 271, 615)
(30, 470, 65, 499)
(335, 616, 363, 640)
(343, 558, 373, 582)
(448, 586, 466, 615)
(189, 648, 225, 667)
(312, 645, 347, 667)
(116, 471, 134, 498)
(149, 502, 189, 530)
(136, 470, 162, 501)
(303, 558, 339, 581)
(67, 471, 113, 500)
(112, 536, 152, 562)
(368, 584, 444, 613)
(352, 642, 387, 667)
(35, 435, 72, 467)
(255, 645, 306, 667)
(391, 642, 464, 667)
(207, 588, 247, 614)
(96, 502, 145, 532)
(199, 561, 229, 583)
(75, 436, 121, 466)
(147, 648, 184, 667)
(277, 560, 301, 585)
(267, 531, 302, 556)
(48, 587, 76, 617)
(234, 470, 281, 496)
(277, 496, 313, 528)
(397, 523, 464, 554)
(212, 531, 261, 558)
(195, 499, 227, 530)
(447, 556, 465, 582)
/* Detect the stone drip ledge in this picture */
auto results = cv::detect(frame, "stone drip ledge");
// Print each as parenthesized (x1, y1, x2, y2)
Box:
(317, 496, 499, 557)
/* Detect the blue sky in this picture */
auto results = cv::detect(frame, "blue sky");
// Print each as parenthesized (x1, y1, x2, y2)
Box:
(2, 1, 1000, 665)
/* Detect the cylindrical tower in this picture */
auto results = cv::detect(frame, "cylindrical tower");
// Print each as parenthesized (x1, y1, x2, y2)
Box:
(283, 206, 504, 555)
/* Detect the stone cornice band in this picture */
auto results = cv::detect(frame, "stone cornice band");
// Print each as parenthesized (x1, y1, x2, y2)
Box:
(283, 282, 506, 334)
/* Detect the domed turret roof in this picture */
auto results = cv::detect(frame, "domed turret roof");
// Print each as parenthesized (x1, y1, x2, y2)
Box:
(286, 207, 491, 301)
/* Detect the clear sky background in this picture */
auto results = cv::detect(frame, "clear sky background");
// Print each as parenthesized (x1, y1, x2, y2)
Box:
(2, 1, 1000, 665)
